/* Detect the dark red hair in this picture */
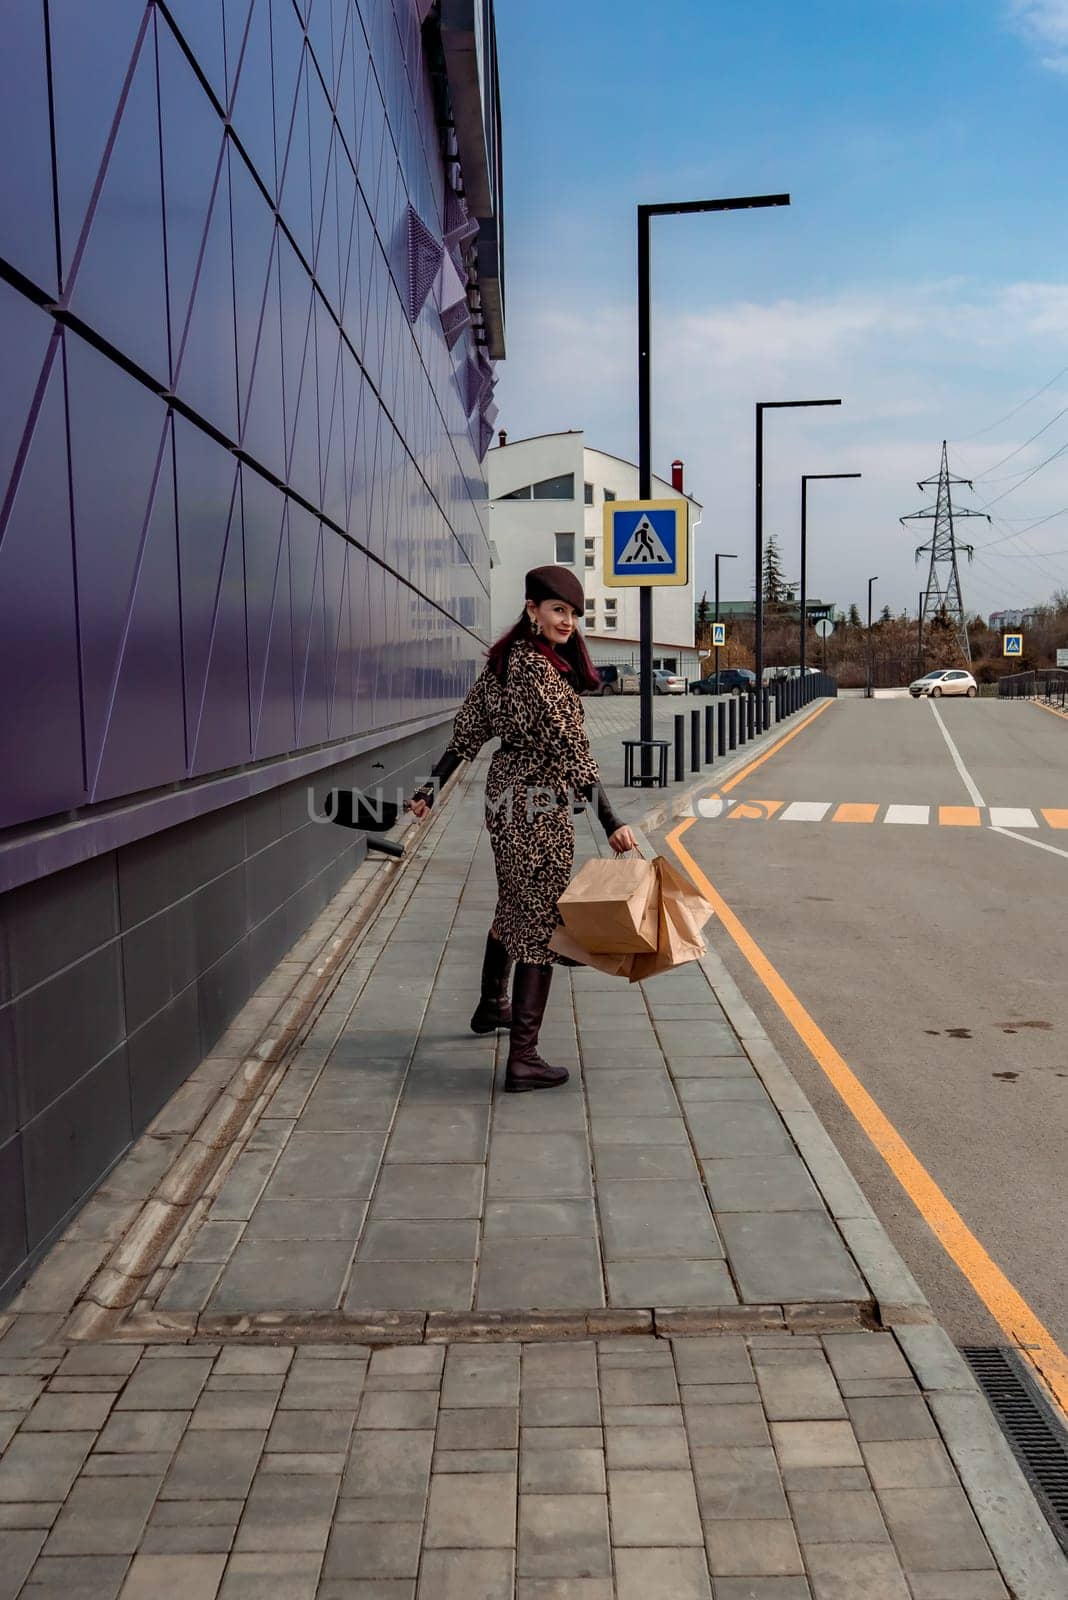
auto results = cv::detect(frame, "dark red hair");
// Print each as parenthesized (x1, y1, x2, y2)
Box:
(487, 610, 601, 693)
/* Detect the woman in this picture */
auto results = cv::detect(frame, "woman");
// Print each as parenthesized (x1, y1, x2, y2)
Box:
(407, 565, 636, 1092)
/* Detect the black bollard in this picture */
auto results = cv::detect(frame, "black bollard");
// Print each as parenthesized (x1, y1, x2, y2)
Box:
(737, 695, 746, 746)
(690, 708, 701, 772)
(674, 714, 685, 782)
(718, 700, 728, 758)
(704, 703, 714, 764)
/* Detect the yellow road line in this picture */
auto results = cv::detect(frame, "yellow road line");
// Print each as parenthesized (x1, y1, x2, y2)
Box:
(939, 805, 981, 827)
(667, 816, 1068, 1413)
(1042, 809, 1068, 829)
(832, 803, 879, 823)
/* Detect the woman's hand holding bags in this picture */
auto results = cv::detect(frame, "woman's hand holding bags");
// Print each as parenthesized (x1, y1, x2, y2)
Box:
(550, 854, 714, 981)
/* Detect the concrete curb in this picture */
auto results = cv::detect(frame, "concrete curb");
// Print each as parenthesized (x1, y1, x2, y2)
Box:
(70, 1300, 876, 1347)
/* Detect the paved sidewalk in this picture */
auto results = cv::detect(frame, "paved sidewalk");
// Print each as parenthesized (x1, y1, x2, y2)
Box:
(0, 1321, 1021, 1600)
(114, 753, 868, 1327)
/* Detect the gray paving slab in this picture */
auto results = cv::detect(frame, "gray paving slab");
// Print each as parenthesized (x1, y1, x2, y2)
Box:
(210, 1239, 354, 1312)
(598, 1179, 723, 1260)
(703, 1155, 825, 1212)
(606, 1259, 737, 1308)
(259, 1131, 386, 1200)
(717, 1212, 868, 1303)
(483, 1200, 597, 1240)
(369, 1165, 484, 1220)
(487, 1133, 592, 1200)
(345, 1261, 475, 1311)
(242, 1199, 367, 1239)
(19, 1552, 130, 1600)
(477, 1238, 605, 1310)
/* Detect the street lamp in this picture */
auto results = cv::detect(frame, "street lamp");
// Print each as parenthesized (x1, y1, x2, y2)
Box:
(636, 194, 791, 783)
(713, 551, 738, 693)
(867, 575, 879, 699)
(755, 400, 842, 730)
(800, 472, 861, 675)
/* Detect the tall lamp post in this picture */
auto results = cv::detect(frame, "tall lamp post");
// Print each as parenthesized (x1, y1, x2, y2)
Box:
(636, 194, 791, 782)
(867, 575, 879, 699)
(755, 400, 842, 731)
(800, 472, 861, 675)
(713, 551, 738, 692)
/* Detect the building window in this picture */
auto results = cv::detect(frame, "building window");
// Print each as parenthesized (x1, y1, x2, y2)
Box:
(584, 536, 595, 569)
(604, 614, 618, 630)
(555, 532, 576, 564)
(604, 597, 617, 612)
(584, 481, 594, 505)
(499, 483, 532, 500)
(532, 473, 574, 500)
(604, 487, 616, 502)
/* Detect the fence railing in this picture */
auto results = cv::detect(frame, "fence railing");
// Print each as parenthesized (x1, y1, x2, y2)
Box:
(998, 670, 1068, 706)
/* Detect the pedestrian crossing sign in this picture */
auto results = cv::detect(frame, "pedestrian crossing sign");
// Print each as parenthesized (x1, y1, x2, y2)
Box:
(712, 622, 726, 648)
(1003, 633, 1023, 656)
(603, 500, 688, 587)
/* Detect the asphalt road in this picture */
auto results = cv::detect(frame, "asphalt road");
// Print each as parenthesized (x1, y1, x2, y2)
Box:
(673, 694, 1068, 1355)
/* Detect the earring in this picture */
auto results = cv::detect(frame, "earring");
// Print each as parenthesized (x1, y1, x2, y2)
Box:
(529, 613, 541, 635)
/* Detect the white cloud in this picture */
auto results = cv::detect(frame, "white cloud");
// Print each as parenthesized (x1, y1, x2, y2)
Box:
(494, 276, 1068, 619)
(1007, 0, 1068, 71)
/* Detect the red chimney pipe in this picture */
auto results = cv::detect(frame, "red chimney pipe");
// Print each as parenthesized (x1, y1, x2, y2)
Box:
(671, 459, 684, 491)
(498, 429, 508, 447)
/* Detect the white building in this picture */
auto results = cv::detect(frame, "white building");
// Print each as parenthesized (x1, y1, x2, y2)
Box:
(487, 431, 701, 677)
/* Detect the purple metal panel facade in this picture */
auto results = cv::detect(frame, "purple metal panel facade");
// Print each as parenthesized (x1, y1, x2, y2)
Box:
(0, 0, 493, 845)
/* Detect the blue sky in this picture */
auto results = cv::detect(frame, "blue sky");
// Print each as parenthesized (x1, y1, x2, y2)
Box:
(492, 0, 1068, 620)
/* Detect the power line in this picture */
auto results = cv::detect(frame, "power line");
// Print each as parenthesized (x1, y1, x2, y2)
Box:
(976, 437, 1068, 510)
(953, 362, 1068, 442)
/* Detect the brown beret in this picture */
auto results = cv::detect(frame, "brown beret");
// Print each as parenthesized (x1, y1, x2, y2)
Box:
(525, 564, 585, 613)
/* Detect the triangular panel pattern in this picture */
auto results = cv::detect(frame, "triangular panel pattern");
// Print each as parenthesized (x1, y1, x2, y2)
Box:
(49, 0, 148, 286)
(92, 419, 187, 803)
(173, 415, 249, 774)
(0, 342, 85, 827)
(242, 467, 294, 759)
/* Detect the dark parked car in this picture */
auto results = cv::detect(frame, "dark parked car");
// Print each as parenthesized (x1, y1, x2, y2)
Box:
(688, 667, 756, 694)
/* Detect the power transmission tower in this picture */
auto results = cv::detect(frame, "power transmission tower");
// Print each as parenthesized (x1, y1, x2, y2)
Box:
(900, 441, 989, 664)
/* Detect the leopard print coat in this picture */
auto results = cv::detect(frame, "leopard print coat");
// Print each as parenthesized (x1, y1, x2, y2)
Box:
(443, 639, 601, 965)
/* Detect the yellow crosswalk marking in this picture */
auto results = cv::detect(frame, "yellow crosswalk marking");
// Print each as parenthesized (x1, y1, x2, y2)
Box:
(729, 800, 784, 820)
(1042, 809, 1068, 829)
(832, 803, 879, 823)
(939, 806, 981, 827)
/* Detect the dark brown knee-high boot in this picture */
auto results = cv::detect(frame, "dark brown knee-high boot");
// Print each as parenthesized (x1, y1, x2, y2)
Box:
(505, 963, 569, 1093)
(469, 932, 513, 1035)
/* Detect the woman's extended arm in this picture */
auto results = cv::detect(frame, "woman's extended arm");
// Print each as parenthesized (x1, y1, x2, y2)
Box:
(407, 674, 491, 815)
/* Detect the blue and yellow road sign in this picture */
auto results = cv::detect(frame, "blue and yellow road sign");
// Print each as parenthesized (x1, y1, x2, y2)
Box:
(603, 500, 688, 587)
(1003, 633, 1023, 657)
(712, 622, 726, 648)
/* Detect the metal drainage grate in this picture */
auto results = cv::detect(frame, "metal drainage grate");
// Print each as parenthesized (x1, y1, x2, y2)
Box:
(961, 1345, 1068, 1555)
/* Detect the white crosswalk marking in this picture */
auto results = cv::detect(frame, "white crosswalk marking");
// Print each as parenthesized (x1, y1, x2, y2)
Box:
(884, 805, 930, 825)
(780, 801, 833, 822)
(989, 807, 1038, 829)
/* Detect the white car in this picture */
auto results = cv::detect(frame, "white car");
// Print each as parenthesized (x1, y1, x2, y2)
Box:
(909, 668, 978, 699)
(653, 670, 687, 694)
